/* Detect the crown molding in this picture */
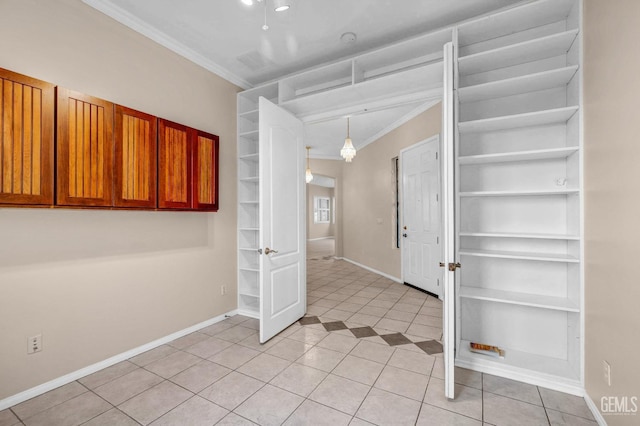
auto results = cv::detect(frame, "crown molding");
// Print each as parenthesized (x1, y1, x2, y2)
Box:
(82, 0, 253, 89)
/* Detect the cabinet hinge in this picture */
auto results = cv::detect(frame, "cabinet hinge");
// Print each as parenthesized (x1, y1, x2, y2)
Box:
(437, 279, 440, 286)
(436, 194, 439, 202)
(436, 152, 438, 160)
(437, 236, 439, 244)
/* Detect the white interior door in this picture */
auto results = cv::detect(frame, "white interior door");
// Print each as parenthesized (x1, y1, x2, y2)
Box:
(401, 136, 441, 297)
(442, 41, 457, 399)
(259, 97, 306, 343)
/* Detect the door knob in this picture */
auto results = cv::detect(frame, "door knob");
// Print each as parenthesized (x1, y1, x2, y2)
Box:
(264, 247, 278, 255)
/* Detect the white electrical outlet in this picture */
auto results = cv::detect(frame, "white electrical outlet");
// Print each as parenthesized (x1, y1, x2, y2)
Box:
(603, 360, 611, 386)
(28, 334, 42, 354)
(221, 285, 226, 296)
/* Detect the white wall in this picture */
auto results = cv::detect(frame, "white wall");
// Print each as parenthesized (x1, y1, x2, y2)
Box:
(0, 0, 239, 399)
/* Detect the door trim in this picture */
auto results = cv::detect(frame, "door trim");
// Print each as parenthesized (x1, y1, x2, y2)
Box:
(398, 134, 444, 299)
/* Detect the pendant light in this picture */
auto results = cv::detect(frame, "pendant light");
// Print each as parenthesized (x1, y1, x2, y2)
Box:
(305, 146, 314, 183)
(340, 117, 356, 162)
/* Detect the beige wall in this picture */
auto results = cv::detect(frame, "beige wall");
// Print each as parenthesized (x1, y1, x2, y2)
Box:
(584, 1, 640, 423)
(307, 184, 335, 240)
(342, 105, 442, 278)
(0, 0, 239, 400)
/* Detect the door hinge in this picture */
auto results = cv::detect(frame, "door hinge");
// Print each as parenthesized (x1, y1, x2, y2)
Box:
(436, 194, 439, 202)
(437, 236, 439, 244)
(437, 278, 440, 286)
(436, 152, 438, 160)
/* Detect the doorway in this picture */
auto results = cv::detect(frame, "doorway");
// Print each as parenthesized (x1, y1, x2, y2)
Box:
(306, 175, 336, 260)
(400, 135, 443, 298)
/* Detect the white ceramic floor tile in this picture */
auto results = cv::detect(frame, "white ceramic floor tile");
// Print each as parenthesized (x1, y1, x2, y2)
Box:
(199, 372, 264, 411)
(118, 381, 192, 426)
(539, 388, 595, 421)
(295, 346, 347, 372)
(237, 353, 291, 383)
(234, 384, 304, 426)
(416, 403, 482, 425)
(483, 374, 542, 406)
(374, 365, 430, 401)
(349, 340, 395, 364)
(546, 408, 598, 426)
(169, 359, 231, 393)
(333, 355, 385, 386)
(309, 374, 371, 415)
(283, 400, 352, 426)
(209, 344, 261, 369)
(356, 388, 421, 425)
(11, 382, 87, 421)
(149, 395, 228, 426)
(424, 377, 483, 421)
(270, 363, 328, 397)
(22, 392, 111, 426)
(483, 392, 549, 426)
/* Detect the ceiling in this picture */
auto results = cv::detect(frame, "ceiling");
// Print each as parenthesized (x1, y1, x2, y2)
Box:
(84, 0, 522, 158)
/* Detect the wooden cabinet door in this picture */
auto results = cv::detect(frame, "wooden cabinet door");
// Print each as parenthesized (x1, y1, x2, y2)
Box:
(114, 106, 157, 208)
(56, 88, 114, 207)
(158, 119, 191, 209)
(192, 130, 219, 211)
(0, 68, 54, 205)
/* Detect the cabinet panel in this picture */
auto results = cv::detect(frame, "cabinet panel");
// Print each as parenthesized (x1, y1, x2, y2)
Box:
(0, 69, 54, 205)
(158, 119, 191, 209)
(193, 130, 219, 211)
(57, 88, 114, 207)
(114, 106, 157, 208)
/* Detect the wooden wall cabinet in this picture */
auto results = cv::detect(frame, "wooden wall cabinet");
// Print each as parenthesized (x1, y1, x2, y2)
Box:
(193, 130, 219, 211)
(56, 88, 114, 207)
(158, 119, 192, 209)
(114, 106, 157, 208)
(0, 69, 55, 206)
(158, 119, 219, 211)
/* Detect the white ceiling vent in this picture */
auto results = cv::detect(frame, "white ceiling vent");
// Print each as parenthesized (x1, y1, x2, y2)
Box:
(236, 50, 274, 70)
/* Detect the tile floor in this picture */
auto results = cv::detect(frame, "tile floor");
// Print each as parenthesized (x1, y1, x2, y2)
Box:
(0, 258, 597, 426)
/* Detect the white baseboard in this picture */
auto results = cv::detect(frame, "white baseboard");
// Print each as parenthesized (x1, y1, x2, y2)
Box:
(584, 392, 608, 426)
(307, 236, 335, 242)
(0, 309, 238, 411)
(342, 257, 402, 283)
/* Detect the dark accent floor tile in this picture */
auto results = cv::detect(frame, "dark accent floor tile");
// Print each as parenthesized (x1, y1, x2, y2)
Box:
(299, 316, 321, 325)
(380, 333, 413, 346)
(415, 340, 443, 354)
(323, 321, 348, 331)
(350, 327, 378, 338)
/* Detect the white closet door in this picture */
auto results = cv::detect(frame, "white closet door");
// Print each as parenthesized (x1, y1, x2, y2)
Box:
(259, 97, 306, 343)
(442, 42, 457, 400)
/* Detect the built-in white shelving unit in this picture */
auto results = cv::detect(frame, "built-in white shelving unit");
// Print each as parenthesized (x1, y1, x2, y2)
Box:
(454, 0, 583, 391)
(236, 0, 584, 394)
(237, 83, 278, 317)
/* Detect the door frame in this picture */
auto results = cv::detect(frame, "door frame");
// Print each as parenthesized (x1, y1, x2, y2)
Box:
(399, 134, 444, 299)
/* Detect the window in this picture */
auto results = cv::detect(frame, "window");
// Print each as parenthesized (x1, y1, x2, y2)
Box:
(314, 196, 330, 224)
(394, 156, 400, 249)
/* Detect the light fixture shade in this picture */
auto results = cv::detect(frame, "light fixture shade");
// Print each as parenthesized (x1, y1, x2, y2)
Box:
(341, 137, 356, 162)
(241, 0, 254, 5)
(305, 146, 314, 183)
(273, 0, 290, 11)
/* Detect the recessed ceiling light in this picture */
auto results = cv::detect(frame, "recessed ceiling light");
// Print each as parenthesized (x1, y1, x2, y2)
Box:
(241, 0, 253, 5)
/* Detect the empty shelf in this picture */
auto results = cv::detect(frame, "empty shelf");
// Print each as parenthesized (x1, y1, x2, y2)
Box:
(458, 29, 579, 75)
(458, 66, 579, 103)
(459, 249, 579, 263)
(458, 147, 578, 165)
(458, 106, 579, 134)
(459, 286, 579, 312)
(240, 177, 259, 182)
(239, 153, 259, 161)
(239, 109, 259, 122)
(460, 231, 579, 240)
(459, 189, 579, 197)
